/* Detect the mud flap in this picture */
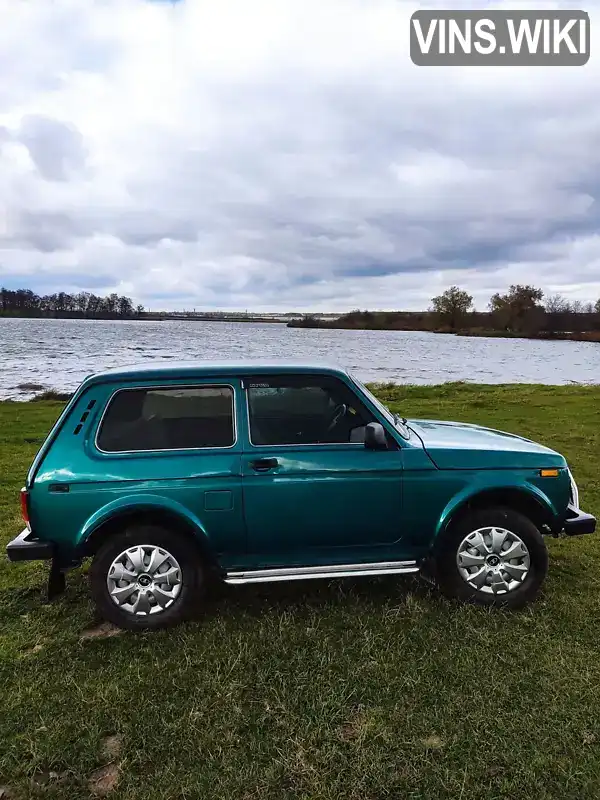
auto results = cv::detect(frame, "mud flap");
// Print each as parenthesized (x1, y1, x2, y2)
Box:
(418, 556, 438, 586)
(45, 559, 66, 603)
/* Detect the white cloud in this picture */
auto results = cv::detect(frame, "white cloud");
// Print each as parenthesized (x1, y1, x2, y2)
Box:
(0, 0, 599, 311)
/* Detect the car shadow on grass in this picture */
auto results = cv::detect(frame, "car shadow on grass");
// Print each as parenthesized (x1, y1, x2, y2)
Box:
(199, 573, 437, 620)
(0, 570, 436, 636)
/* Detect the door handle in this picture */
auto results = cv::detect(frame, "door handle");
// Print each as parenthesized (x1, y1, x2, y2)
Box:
(250, 457, 279, 472)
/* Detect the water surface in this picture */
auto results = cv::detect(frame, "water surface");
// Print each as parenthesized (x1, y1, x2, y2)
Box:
(0, 317, 599, 399)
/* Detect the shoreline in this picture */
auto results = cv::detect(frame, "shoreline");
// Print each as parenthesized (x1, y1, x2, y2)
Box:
(454, 329, 600, 342)
(1, 378, 599, 404)
(2, 314, 599, 341)
(0, 313, 290, 324)
(287, 321, 600, 343)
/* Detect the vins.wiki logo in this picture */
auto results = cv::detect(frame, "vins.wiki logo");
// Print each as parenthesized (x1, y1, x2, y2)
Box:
(410, 10, 590, 66)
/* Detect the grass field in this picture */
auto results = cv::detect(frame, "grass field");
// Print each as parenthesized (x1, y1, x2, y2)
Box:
(1, 384, 599, 800)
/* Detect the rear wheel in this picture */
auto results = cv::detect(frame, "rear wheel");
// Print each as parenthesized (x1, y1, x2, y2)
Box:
(435, 506, 548, 609)
(89, 524, 205, 631)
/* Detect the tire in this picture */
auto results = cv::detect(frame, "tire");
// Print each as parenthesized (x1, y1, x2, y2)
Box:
(435, 506, 548, 609)
(89, 524, 205, 631)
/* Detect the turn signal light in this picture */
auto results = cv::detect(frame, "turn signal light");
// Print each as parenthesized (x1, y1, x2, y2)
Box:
(540, 469, 559, 477)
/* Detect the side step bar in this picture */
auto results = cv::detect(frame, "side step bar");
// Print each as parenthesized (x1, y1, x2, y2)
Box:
(224, 560, 420, 585)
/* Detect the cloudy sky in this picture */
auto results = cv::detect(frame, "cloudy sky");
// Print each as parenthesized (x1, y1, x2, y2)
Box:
(0, 0, 599, 312)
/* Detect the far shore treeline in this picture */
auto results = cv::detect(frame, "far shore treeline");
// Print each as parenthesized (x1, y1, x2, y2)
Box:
(0, 288, 144, 319)
(289, 285, 600, 341)
(2, 283, 600, 342)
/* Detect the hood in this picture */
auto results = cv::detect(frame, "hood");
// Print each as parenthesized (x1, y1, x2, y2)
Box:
(407, 419, 567, 470)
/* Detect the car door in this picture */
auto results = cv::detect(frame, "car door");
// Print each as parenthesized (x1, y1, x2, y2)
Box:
(240, 373, 406, 565)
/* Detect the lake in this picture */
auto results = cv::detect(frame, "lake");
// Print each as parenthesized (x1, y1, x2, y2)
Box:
(1, 317, 599, 400)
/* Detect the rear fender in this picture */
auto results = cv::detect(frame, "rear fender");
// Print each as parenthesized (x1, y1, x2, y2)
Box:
(75, 494, 212, 555)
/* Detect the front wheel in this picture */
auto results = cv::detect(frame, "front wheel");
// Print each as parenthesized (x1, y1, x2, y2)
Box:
(435, 506, 548, 609)
(89, 524, 205, 631)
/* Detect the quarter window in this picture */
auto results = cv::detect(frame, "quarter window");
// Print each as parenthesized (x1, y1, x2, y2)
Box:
(97, 386, 235, 452)
(247, 376, 375, 445)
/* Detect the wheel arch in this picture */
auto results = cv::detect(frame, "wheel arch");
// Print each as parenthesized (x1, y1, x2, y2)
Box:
(76, 495, 217, 566)
(434, 485, 556, 549)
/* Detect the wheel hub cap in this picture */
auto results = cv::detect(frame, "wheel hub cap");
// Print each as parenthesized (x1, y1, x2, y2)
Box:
(106, 545, 182, 616)
(456, 526, 531, 595)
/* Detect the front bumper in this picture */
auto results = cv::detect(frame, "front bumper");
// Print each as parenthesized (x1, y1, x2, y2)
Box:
(6, 529, 54, 562)
(563, 505, 596, 536)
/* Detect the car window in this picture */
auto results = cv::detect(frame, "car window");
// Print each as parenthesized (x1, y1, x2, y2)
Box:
(247, 376, 374, 445)
(97, 385, 235, 452)
(249, 386, 333, 415)
(350, 374, 411, 440)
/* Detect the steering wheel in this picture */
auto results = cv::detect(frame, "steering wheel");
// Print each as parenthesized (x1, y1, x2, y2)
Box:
(326, 402, 348, 433)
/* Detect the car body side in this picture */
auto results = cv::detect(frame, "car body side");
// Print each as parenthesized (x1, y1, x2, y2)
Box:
(23, 363, 574, 573)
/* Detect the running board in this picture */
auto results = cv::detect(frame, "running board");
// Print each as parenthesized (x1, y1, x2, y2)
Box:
(224, 560, 420, 585)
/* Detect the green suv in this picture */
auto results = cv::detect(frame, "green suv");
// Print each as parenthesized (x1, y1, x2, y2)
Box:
(6, 361, 595, 630)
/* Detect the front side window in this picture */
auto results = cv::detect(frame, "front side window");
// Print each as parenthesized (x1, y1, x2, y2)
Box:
(97, 385, 235, 452)
(247, 376, 375, 445)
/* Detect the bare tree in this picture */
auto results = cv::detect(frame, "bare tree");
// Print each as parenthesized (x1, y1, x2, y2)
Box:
(545, 294, 571, 313)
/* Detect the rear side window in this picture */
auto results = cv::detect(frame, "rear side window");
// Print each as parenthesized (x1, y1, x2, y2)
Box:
(96, 385, 235, 452)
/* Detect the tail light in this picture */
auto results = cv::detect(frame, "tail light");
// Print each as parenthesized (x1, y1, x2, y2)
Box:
(20, 487, 30, 528)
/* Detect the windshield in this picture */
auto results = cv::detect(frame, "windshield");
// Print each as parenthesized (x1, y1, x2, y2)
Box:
(350, 375, 410, 440)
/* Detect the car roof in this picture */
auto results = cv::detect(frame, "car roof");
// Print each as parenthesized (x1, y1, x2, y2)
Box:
(80, 360, 351, 387)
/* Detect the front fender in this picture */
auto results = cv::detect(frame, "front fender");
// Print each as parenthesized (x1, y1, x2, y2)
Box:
(75, 493, 211, 550)
(434, 476, 558, 540)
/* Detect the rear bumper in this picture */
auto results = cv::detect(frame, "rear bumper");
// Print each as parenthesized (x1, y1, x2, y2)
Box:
(562, 505, 596, 536)
(6, 529, 54, 562)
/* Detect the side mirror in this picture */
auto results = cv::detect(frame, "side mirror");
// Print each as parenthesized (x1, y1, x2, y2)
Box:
(364, 422, 388, 450)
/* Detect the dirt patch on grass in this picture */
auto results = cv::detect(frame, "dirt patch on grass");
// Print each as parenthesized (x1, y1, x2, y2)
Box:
(338, 708, 377, 742)
(101, 735, 122, 761)
(89, 763, 120, 797)
(80, 622, 122, 641)
(87, 735, 123, 796)
(421, 735, 445, 749)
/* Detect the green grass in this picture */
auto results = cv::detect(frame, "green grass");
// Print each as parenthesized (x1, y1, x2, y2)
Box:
(1, 384, 600, 799)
